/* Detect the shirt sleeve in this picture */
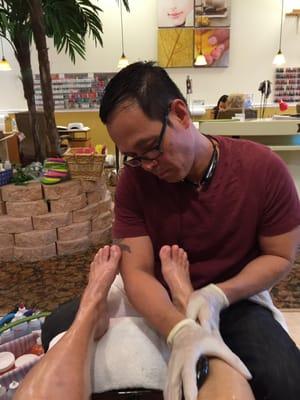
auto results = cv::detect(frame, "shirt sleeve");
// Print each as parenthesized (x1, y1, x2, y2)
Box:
(113, 167, 148, 239)
(259, 150, 300, 236)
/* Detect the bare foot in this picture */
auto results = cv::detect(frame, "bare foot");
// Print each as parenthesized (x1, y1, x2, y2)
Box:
(78, 245, 121, 339)
(160, 245, 193, 314)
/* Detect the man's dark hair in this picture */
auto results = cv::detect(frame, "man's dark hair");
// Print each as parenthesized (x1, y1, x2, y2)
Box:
(99, 62, 187, 123)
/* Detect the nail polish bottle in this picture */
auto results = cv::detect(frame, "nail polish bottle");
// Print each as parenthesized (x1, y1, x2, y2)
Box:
(6, 381, 19, 399)
(29, 337, 44, 356)
(0, 329, 14, 345)
(28, 318, 41, 333)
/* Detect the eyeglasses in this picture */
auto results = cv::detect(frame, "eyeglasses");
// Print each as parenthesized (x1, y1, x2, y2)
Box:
(123, 114, 168, 168)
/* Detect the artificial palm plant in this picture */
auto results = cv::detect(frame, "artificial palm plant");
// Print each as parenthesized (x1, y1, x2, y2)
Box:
(0, 0, 129, 159)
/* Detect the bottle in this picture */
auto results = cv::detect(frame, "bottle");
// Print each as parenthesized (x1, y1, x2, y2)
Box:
(0, 329, 14, 345)
(12, 321, 29, 339)
(12, 304, 27, 321)
(28, 318, 41, 333)
(29, 337, 44, 356)
(4, 115, 12, 133)
(6, 381, 19, 399)
(11, 117, 17, 132)
(3, 161, 11, 170)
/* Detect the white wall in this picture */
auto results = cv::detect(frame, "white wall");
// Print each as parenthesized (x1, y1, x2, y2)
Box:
(1, 0, 300, 111)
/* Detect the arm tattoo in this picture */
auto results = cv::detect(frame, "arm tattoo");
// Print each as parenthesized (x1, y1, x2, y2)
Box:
(112, 238, 131, 253)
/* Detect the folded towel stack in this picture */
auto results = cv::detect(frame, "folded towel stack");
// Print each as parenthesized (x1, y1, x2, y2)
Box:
(41, 158, 69, 185)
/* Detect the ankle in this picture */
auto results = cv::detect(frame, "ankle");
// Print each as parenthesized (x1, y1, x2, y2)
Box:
(172, 294, 189, 315)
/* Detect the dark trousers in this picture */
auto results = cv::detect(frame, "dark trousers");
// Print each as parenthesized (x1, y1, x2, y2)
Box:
(42, 299, 300, 400)
(220, 300, 300, 400)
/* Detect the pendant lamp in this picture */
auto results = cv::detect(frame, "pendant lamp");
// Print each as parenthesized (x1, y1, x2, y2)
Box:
(0, 37, 12, 71)
(117, 1, 129, 69)
(273, 0, 286, 66)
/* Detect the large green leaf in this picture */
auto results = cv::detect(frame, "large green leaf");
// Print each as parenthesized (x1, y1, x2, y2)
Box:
(1, 0, 130, 62)
(0, 0, 32, 48)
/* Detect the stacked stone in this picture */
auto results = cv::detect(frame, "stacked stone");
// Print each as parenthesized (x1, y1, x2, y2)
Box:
(0, 178, 112, 262)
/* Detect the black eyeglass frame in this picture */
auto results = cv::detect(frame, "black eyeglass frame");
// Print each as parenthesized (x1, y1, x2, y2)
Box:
(123, 113, 169, 168)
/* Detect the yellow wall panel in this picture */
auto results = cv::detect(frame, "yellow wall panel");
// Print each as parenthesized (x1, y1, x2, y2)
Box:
(54, 112, 115, 154)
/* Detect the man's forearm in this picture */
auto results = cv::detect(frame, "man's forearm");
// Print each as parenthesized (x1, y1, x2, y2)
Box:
(122, 269, 185, 337)
(217, 254, 292, 304)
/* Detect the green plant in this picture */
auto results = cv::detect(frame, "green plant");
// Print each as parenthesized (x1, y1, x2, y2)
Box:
(11, 165, 34, 185)
(0, 0, 130, 159)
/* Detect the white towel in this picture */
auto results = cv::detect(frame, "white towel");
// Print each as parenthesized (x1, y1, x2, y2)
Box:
(49, 276, 288, 392)
(249, 290, 289, 332)
(49, 317, 169, 392)
(92, 317, 169, 393)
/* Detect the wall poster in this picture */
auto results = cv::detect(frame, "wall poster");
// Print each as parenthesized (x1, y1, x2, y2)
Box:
(34, 72, 114, 111)
(157, 0, 231, 68)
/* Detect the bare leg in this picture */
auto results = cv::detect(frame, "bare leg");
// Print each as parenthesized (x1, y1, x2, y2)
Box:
(160, 244, 255, 400)
(14, 245, 121, 400)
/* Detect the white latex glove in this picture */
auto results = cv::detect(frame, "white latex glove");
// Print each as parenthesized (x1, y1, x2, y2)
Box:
(186, 284, 229, 333)
(164, 319, 252, 400)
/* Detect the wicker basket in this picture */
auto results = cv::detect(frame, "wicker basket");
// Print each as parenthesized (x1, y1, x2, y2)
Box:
(0, 169, 12, 186)
(63, 148, 106, 180)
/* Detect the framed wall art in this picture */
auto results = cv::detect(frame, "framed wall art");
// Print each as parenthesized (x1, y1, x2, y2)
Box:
(157, 0, 231, 68)
(194, 27, 230, 67)
(158, 28, 194, 68)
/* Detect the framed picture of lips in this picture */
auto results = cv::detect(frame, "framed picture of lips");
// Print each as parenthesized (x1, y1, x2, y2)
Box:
(158, 0, 195, 28)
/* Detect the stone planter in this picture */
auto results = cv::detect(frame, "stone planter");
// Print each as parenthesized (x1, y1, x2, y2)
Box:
(0, 177, 112, 262)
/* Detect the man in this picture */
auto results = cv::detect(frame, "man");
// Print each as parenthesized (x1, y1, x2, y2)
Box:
(100, 61, 300, 400)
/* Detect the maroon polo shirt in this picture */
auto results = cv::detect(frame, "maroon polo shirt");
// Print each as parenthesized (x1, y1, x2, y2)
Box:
(113, 136, 300, 289)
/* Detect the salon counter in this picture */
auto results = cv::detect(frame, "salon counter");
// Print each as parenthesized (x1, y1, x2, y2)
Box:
(197, 118, 300, 195)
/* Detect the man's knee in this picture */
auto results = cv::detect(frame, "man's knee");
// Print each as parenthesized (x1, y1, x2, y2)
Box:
(220, 301, 300, 399)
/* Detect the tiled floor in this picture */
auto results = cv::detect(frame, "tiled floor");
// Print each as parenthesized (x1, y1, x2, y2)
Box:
(282, 309, 300, 346)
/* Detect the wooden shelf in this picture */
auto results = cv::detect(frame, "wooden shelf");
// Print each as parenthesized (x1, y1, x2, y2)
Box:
(285, 10, 300, 33)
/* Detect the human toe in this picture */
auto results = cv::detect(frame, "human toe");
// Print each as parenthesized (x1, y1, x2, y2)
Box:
(101, 245, 110, 262)
(159, 245, 171, 262)
(110, 245, 121, 263)
(171, 245, 180, 260)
